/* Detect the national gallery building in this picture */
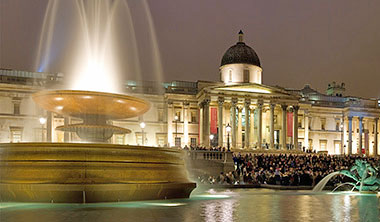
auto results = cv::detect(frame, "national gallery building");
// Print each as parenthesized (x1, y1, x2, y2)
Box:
(1, 31, 379, 155)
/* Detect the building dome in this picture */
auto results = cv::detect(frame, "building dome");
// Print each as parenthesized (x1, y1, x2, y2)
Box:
(219, 30, 263, 85)
(221, 30, 261, 67)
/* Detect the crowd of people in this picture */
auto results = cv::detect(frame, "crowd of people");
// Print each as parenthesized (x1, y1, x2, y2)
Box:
(206, 153, 379, 187)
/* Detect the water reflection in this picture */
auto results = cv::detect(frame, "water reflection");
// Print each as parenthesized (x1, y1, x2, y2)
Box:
(1, 189, 379, 222)
(358, 195, 379, 221)
(201, 199, 237, 222)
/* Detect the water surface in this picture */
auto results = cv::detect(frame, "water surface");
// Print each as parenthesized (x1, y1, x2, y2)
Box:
(1, 188, 379, 222)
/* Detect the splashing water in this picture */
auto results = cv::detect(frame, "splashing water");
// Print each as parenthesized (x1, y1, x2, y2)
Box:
(312, 172, 340, 192)
(35, 0, 163, 94)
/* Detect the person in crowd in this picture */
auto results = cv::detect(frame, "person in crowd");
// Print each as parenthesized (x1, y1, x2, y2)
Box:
(206, 153, 379, 186)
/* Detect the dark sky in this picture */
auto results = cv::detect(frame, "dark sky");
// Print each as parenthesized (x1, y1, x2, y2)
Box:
(1, 0, 380, 98)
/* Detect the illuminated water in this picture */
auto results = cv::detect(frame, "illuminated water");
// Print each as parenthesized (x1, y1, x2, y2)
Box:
(1, 188, 379, 222)
(35, 0, 163, 93)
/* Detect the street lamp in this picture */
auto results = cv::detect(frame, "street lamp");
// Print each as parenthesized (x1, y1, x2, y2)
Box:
(209, 134, 214, 147)
(39, 117, 46, 142)
(140, 122, 146, 146)
(174, 115, 179, 146)
(226, 123, 231, 151)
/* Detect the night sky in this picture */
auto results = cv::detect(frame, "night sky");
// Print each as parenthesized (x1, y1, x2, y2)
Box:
(1, 0, 380, 98)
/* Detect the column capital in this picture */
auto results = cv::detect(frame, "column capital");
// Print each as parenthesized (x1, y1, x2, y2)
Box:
(167, 99, 173, 105)
(244, 98, 251, 107)
(293, 105, 300, 111)
(183, 101, 190, 106)
(237, 106, 243, 112)
(281, 104, 288, 110)
(231, 97, 238, 107)
(348, 116, 353, 121)
(257, 100, 263, 108)
(359, 116, 364, 121)
(203, 97, 211, 106)
(375, 117, 379, 121)
(270, 103, 276, 110)
(217, 96, 225, 106)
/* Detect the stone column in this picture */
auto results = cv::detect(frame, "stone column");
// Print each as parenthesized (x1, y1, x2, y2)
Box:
(47, 111, 53, 142)
(217, 97, 224, 147)
(281, 105, 288, 150)
(269, 103, 275, 149)
(359, 117, 363, 156)
(348, 116, 353, 155)
(375, 118, 378, 156)
(293, 106, 299, 150)
(231, 98, 238, 149)
(199, 102, 203, 146)
(183, 101, 189, 146)
(64, 117, 70, 142)
(304, 110, 309, 150)
(257, 100, 263, 149)
(340, 117, 344, 155)
(167, 100, 174, 146)
(244, 99, 251, 149)
(250, 107, 255, 148)
(203, 97, 211, 147)
(237, 106, 243, 148)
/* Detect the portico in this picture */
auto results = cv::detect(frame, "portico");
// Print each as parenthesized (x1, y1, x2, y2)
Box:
(196, 83, 300, 150)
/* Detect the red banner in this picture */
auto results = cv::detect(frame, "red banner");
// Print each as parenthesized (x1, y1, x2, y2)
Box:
(287, 112, 293, 137)
(198, 109, 203, 145)
(210, 108, 218, 134)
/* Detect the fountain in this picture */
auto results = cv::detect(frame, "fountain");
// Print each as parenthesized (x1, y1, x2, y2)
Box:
(313, 159, 380, 192)
(0, 89, 196, 203)
(0, 0, 196, 203)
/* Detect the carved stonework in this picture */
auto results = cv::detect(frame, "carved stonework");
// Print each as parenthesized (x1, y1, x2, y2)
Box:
(231, 98, 238, 107)
(218, 97, 225, 106)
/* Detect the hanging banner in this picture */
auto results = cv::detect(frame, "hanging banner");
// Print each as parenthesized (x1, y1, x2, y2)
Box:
(198, 109, 200, 145)
(287, 112, 293, 137)
(210, 108, 218, 134)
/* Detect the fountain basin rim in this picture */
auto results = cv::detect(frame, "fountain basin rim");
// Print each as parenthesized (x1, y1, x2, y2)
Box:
(32, 90, 151, 119)
(0, 142, 182, 153)
(56, 124, 131, 134)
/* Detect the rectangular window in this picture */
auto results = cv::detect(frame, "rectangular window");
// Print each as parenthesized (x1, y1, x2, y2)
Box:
(321, 118, 326, 130)
(158, 110, 163, 121)
(191, 138, 197, 147)
(191, 111, 197, 123)
(175, 137, 181, 147)
(10, 127, 23, 142)
(319, 140, 327, 151)
(156, 134, 166, 147)
(115, 134, 125, 145)
(13, 103, 20, 115)
(243, 69, 249, 82)
(175, 111, 181, 121)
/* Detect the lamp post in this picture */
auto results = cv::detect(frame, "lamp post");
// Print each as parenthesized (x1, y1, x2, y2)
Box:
(140, 122, 146, 146)
(174, 115, 179, 146)
(226, 123, 231, 151)
(39, 117, 46, 142)
(209, 134, 214, 148)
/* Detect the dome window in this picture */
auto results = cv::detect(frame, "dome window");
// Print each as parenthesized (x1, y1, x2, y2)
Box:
(243, 69, 250, 82)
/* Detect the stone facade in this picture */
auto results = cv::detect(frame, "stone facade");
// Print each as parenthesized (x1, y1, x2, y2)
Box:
(1, 31, 379, 155)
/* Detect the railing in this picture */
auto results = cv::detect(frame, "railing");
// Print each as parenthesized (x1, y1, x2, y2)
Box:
(186, 150, 233, 163)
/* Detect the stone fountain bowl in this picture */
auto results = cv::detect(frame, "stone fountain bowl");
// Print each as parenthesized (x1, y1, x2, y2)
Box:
(32, 90, 151, 120)
(0, 143, 196, 203)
